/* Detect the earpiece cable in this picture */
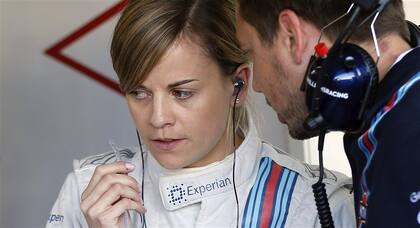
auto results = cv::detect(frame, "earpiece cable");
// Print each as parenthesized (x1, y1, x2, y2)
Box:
(136, 131, 148, 228)
(232, 91, 241, 228)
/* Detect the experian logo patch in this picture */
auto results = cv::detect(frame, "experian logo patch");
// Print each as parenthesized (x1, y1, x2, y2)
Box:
(187, 178, 231, 196)
(165, 178, 232, 207)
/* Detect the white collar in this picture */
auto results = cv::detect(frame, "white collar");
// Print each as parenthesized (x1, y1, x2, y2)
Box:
(145, 117, 262, 211)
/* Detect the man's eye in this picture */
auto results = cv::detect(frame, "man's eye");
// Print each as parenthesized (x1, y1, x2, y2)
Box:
(172, 90, 193, 100)
(131, 89, 149, 100)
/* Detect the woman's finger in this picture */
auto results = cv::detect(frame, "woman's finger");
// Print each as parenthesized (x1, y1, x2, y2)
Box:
(81, 161, 135, 200)
(96, 198, 146, 227)
(87, 183, 143, 215)
(81, 173, 140, 212)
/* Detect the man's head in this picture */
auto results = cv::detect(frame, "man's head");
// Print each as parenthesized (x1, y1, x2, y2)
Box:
(235, 0, 409, 139)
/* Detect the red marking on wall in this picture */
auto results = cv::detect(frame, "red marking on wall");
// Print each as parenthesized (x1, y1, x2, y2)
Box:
(45, 0, 129, 95)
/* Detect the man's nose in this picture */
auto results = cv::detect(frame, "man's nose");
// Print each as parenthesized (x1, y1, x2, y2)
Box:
(150, 96, 175, 128)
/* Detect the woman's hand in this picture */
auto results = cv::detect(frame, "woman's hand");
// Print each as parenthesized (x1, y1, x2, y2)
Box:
(80, 162, 146, 228)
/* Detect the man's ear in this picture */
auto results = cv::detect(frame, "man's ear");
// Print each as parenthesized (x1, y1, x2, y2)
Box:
(276, 9, 306, 64)
(232, 63, 251, 106)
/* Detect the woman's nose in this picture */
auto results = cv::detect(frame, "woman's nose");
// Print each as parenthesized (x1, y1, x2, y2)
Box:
(150, 97, 175, 128)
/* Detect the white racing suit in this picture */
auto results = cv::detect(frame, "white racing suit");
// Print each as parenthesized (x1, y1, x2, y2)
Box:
(47, 120, 355, 227)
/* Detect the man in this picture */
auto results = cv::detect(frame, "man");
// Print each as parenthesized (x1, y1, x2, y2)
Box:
(236, 0, 420, 227)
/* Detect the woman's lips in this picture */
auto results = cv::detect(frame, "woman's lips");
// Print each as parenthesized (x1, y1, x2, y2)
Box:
(151, 139, 185, 151)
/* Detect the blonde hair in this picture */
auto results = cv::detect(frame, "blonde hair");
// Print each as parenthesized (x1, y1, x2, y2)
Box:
(111, 0, 250, 137)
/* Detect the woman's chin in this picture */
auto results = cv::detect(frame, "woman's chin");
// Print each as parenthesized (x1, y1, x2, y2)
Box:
(161, 162, 184, 170)
(153, 154, 187, 170)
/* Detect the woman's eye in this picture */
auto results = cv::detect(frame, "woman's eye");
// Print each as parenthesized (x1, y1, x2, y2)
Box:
(131, 89, 149, 100)
(172, 90, 193, 100)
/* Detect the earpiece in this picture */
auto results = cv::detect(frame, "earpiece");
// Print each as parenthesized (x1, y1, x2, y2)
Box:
(232, 78, 245, 106)
(233, 78, 245, 96)
(234, 78, 245, 90)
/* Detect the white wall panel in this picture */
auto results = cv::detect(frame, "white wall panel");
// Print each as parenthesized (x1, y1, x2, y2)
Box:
(0, 1, 4, 225)
(0, 1, 134, 227)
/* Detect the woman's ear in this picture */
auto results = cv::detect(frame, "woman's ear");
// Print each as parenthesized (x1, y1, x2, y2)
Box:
(232, 63, 251, 106)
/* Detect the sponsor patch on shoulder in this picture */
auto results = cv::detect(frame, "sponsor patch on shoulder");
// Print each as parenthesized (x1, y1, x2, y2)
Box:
(48, 214, 64, 223)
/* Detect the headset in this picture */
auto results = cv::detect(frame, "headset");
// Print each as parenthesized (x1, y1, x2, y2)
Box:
(299, 1, 420, 227)
(302, 0, 420, 133)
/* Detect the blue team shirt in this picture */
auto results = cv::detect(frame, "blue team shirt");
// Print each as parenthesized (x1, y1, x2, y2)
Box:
(344, 47, 420, 227)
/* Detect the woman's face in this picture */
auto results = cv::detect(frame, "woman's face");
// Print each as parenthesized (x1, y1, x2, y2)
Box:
(126, 38, 236, 169)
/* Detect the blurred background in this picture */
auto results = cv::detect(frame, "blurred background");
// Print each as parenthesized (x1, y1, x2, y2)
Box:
(0, 0, 418, 227)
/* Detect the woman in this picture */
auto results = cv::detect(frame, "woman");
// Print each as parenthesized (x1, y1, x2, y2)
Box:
(47, 0, 355, 227)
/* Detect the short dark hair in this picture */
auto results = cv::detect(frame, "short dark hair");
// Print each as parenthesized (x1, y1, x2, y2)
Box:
(238, 0, 409, 45)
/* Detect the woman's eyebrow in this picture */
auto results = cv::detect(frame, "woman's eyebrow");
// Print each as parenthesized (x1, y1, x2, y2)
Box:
(167, 79, 199, 89)
(134, 85, 150, 91)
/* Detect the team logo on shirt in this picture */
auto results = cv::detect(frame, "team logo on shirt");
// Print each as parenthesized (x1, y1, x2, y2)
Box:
(166, 184, 187, 206)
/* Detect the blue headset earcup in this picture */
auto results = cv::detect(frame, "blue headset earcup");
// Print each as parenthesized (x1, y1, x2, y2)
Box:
(305, 43, 378, 131)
